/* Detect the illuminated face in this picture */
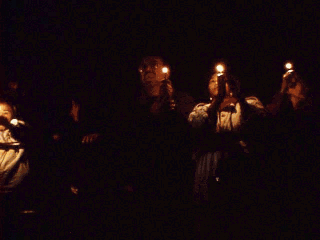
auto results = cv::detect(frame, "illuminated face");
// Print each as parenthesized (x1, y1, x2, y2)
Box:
(0, 103, 14, 131)
(208, 74, 231, 98)
(139, 57, 169, 97)
(208, 74, 219, 97)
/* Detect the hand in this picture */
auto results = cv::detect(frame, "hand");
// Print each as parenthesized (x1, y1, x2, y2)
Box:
(0, 116, 11, 130)
(52, 133, 61, 141)
(281, 71, 296, 93)
(70, 185, 79, 195)
(160, 80, 174, 98)
(81, 133, 100, 144)
(280, 73, 289, 93)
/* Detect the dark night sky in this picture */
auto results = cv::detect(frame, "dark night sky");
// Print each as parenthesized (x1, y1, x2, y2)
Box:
(1, 1, 319, 109)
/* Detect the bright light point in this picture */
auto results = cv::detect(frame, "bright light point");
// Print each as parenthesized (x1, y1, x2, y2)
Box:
(10, 119, 18, 126)
(216, 64, 224, 73)
(285, 62, 293, 70)
(162, 67, 168, 73)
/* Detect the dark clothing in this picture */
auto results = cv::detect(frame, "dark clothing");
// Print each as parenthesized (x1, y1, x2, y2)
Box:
(46, 112, 118, 238)
(119, 93, 195, 239)
(265, 92, 319, 237)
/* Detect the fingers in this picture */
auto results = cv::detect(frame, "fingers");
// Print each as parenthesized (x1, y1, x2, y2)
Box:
(81, 133, 100, 144)
(82, 135, 88, 144)
(71, 185, 79, 195)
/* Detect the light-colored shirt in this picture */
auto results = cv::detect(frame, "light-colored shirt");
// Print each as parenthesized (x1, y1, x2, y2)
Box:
(188, 96, 265, 202)
(0, 129, 29, 193)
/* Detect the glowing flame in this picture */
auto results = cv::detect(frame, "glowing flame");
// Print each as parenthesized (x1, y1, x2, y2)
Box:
(162, 67, 168, 73)
(285, 62, 293, 70)
(216, 64, 225, 73)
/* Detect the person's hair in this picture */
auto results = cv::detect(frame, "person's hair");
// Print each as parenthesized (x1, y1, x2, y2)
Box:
(208, 73, 241, 97)
(208, 73, 241, 99)
(138, 56, 171, 74)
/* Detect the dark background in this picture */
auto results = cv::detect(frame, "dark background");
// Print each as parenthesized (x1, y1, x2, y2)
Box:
(0, 2, 319, 237)
(1, 1, 319, 115)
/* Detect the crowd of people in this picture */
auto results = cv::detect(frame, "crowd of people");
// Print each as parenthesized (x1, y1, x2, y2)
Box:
(0, 56, 318, 239)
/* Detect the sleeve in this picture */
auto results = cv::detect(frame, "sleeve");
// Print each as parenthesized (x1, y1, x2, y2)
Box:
(0, 148, 29, 193)
(4, 156, 29, 190)
(266, 92, 293, 116)
(188, 103, 211, 128)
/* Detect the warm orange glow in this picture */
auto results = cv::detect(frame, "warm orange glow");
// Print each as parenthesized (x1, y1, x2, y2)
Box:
(162, 67, 168, 73)
(285, 62, 293, 70)
(216, 64, 225, 73)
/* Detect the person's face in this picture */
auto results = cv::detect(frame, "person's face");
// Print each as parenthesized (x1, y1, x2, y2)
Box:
(0, 103, 14, 131)
(208, 74, 232, 98)
(208, 74, 219, 97)
(139, 57, 169, 97)
(288, 81, 303, 97)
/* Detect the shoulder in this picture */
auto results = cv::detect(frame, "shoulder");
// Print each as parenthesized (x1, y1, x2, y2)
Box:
(174, 91, 196, 119)
(190, 103, 211, 114)
(244, 96, 265, 109)
(242, 96, 268, 118)
(188, 103, 211, 128)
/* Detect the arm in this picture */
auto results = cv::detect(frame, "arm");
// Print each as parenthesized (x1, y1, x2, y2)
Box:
(267, 71, 297, 115)
(266, 92, 288, 116)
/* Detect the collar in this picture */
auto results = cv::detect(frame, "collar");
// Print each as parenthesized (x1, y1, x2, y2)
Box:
(219, 97, 239, 112)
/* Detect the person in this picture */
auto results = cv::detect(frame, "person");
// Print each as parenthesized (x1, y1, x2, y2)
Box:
(136, 56, 195, 118)
(266, 68, 318, 237)
(267, 69, 312, 115)
(119, 56, 195, 239)
(48, 95, 112, 238)
(0, 100, 29, 193)
(0, 99, 30, 239)
(188, 66, 268, 239)
(51, 96, 102, 190)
